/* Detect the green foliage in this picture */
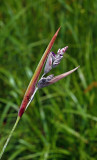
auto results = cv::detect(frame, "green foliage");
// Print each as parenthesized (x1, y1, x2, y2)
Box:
(0, 0, 97, 159)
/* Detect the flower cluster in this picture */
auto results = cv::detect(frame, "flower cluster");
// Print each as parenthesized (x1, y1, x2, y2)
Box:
(37, 46, 79, 89)
(44, 46, 68, 74)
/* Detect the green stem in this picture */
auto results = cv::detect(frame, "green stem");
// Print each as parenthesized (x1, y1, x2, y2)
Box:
(0, 116, 20, 159)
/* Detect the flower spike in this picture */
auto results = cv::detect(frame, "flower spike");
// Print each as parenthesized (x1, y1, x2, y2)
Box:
(44, 46, 68, 74)
(53, 46, 68, 68)
(18, 27, 61, 117)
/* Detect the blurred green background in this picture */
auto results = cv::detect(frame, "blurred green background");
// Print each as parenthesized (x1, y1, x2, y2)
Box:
(0, 0, 97, 159)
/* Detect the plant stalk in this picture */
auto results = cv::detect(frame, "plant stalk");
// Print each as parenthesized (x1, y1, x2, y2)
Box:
(0, 116, 20, 159)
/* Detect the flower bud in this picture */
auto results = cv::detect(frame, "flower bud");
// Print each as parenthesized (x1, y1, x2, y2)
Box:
(57, 46, 68, 55)
(52, 46, 68, 68)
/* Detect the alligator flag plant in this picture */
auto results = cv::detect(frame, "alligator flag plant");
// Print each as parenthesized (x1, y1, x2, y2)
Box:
(0, 27, 79, 159)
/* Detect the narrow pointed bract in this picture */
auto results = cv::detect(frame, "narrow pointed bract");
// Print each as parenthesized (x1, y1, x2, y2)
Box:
(49, 66, 79, 84)
(37, 66, 80, 88)
(18, 27, 60, 117)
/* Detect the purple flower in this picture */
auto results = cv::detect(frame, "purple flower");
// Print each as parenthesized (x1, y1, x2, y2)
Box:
(38, 46, 79, 89)
(53, 46, 68, 68)
(44, 46, 68, 74)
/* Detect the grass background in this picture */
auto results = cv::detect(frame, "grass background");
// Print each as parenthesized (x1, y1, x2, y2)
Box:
(0, 0, 97, 159)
